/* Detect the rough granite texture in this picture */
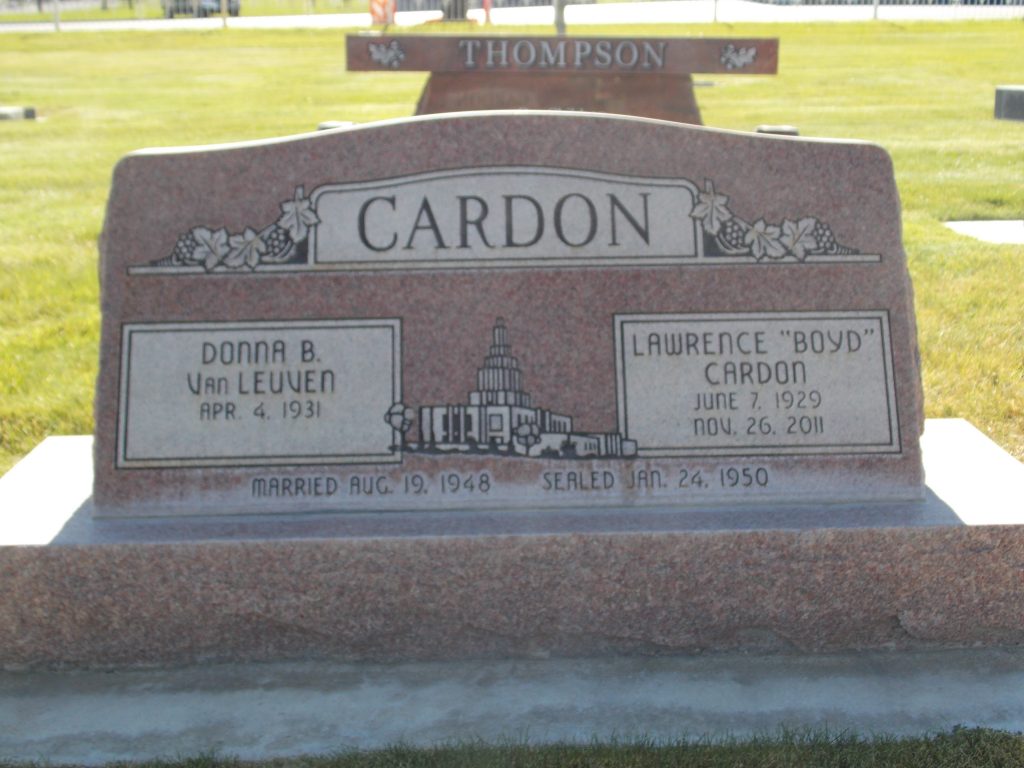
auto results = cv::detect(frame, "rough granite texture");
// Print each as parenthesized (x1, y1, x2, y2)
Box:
(2, 525, 1023, 669)
(2, 421, 1021, 669)
(0, 117, 1015, 674)
(415, 72, 706, 124)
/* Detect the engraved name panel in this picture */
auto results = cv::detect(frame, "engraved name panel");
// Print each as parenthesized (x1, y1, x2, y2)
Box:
(615, 312, 900, 457)
(117, 319, 402, 467)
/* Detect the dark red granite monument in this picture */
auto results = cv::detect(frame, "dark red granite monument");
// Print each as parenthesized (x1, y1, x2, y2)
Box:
(346, 34, 779, 124)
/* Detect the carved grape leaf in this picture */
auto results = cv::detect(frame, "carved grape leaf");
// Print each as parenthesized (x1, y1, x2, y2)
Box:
(744, 219, 786, 260)
(225, 228, 267, 270)
(721, 44, 757, 70)
(277, 186, 320, 242)
(690, 179, 732, 235)
(780, 218, 818, 261)
(369, 41, 405, 68)
(191, 227, 230, 271)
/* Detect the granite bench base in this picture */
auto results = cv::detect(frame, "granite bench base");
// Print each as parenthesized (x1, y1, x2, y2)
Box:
(1, 419, 1022, 670)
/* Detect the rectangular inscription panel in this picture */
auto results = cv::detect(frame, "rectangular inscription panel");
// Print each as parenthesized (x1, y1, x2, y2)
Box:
(117, 320, 401, 467)
(309, 168, 700, 270)
(347, 36, 780, 75)
(615, 312, 900, 457)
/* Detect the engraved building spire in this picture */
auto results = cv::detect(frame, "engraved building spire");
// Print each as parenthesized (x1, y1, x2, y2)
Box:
(470, 317, 532, 408)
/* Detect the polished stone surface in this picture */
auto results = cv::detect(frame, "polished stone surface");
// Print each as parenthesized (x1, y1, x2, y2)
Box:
(94, 113, 925, 518)
(346, 35, 778, 124)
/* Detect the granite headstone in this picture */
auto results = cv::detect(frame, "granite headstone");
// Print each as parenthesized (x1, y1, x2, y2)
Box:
(94, 112, 923, 519)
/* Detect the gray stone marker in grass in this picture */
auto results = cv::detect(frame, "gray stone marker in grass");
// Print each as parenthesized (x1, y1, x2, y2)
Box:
(1, 112, 1023, 675)
(995, 85, 1024, 121)
(0, 106, 36, 120)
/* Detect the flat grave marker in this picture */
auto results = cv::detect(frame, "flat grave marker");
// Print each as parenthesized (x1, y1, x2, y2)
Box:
(346, 35, 779, 124)
(94, 111, 922, 518)
(995, 85, 1024, 121)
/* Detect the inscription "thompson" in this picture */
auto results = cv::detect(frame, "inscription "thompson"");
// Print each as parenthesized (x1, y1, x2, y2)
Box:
(457, 39, 668, 71)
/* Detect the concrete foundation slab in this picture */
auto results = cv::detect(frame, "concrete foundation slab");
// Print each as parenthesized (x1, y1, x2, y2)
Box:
(945, 219, 1024, 245)
(3, 648, 1024, 765)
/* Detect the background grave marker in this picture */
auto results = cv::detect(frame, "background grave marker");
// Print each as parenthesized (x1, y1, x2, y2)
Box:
(346, 35, 779, 124)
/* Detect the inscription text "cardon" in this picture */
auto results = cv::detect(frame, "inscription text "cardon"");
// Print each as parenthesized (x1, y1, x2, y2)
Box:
(358, 192, 652, 252)
(458, 39, 668, 71)
(309, 169, 701, 267)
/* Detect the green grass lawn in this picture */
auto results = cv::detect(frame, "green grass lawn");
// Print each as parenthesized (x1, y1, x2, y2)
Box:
(6, 728, 1020, 767)
(0, 21, 1022, 473)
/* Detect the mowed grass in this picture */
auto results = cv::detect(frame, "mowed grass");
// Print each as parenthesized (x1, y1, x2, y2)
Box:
(0, 21, 1022, 472)
(5, 727, 1023, 767)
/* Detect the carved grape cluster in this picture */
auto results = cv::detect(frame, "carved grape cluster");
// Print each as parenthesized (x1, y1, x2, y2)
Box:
(156, 187, 319, 271)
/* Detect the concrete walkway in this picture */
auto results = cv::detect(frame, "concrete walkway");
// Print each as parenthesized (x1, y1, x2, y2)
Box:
(2, 0, 1023, 32)
(4, 648, 1024, 764)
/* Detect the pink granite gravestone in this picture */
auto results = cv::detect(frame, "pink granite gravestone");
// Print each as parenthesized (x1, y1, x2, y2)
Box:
(7, 111, 1024, 672)
(346, 35, 780, 124)
(94, 112, 923, 519)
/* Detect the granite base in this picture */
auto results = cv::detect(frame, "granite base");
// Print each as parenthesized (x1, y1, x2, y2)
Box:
(1, 419, 1022, 670)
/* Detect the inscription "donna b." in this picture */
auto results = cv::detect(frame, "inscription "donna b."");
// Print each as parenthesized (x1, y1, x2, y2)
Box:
(201, 339, 287, 365)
